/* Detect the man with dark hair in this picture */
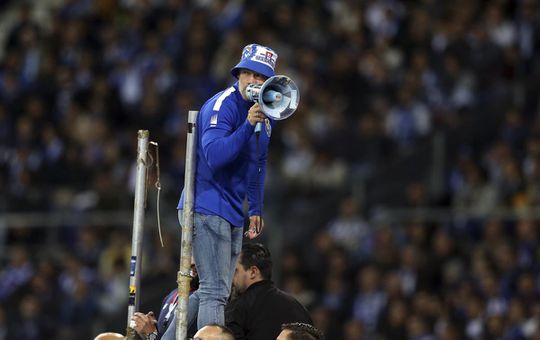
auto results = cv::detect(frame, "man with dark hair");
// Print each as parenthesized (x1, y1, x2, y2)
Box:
(225, 243, 312, 340)
(232, 243, 273, 291)
(191, 323, 236, 340)
(276, 323, 325, 340)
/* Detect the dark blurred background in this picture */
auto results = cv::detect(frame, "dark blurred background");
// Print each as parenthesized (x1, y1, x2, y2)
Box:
(1, 0, 540, 339)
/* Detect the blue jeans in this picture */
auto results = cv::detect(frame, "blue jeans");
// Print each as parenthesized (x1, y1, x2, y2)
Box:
(178, 210, 243, 329)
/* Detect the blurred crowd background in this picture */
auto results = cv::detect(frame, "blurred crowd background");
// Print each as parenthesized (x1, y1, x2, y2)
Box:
(1, 0, 540, 339)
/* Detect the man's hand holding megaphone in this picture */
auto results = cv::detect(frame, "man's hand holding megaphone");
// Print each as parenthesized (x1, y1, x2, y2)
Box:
(247, 103, 267, 127)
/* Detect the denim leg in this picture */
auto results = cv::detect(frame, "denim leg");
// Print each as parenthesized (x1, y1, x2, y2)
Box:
(227, 227, 243, 290)
(191, 213, 237, 328)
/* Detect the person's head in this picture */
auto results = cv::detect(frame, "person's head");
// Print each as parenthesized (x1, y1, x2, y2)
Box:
(93, 332, 124, 340)
(191, 324, 235, 340)
(230, 43, 278, 100)
(276, 323, 324, 340)
(233, 243, 272, 294)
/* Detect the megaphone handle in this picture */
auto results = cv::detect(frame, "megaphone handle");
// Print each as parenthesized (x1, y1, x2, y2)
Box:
(254, 122, 262, 134)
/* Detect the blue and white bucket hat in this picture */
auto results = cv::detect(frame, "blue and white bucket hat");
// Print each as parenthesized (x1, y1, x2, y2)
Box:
(231, 43, 278, 79)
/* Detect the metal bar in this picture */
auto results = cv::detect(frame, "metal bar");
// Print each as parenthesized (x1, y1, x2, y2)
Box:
(2, 207, 540, 228)
(0, 211, 178, 228)
(126, 130, 150, 339)
(176, 110, 198, 340)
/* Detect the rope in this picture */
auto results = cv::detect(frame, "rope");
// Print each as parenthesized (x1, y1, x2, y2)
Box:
(149, 141, 164, 247)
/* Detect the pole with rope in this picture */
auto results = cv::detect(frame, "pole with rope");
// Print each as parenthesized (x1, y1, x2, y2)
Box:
(126, 130, 150, 340)
(176, 110, 199, 340)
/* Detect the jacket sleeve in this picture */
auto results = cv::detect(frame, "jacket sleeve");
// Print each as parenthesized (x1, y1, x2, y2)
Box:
(247, 146, 267, 216)
(201, 104, 254, 172)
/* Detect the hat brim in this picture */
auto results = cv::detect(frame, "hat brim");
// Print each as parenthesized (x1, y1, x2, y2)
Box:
(231, 60, 274, 79)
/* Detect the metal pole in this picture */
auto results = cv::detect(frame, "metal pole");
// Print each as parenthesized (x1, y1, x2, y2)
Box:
(176, 110, 198, 340)
(126, 130, 150, 339)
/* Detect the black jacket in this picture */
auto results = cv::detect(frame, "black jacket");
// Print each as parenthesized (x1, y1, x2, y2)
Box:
(225, 280, 312, 340)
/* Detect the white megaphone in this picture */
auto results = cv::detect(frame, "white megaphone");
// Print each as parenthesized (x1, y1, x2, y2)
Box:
(245, 75, 300, 133)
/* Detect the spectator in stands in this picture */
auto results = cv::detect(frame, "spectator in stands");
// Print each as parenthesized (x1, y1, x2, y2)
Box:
(0, 246, 33, 302)
(93, 332, 124, 340)
(132, 259, 199, 339)
(225, 243, 312, 340)
(276, 322, 324, 340)
(191, 323, 235, 340)
(351, 264, 387, 335)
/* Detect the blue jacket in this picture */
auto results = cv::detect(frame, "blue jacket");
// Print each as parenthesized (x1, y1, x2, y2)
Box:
(157, 289, 177, 338)
(178, 82, 272, 227)
(156, 289, 197, 339)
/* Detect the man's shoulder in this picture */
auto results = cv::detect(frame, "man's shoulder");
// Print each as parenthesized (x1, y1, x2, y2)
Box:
(238, 281, 312, 326)
(230, 281, 270, 307)
(249, 281, 295, 304)
(160, 289, 177, 308)
(267, 285, 310, 312)
(203, 86, 239, 113)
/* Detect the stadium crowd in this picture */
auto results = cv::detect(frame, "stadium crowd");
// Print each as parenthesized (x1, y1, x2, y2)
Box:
(1, 0, 540, 339)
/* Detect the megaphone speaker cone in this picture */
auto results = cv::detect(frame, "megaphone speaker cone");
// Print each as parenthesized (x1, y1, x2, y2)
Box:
(245, 75, 300, 121)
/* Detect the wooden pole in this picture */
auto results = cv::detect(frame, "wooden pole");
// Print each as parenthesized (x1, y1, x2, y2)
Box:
(176, 110, 198, 339)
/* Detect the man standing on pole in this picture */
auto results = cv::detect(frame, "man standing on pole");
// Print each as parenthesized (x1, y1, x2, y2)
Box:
(177, 43, 278, 330)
